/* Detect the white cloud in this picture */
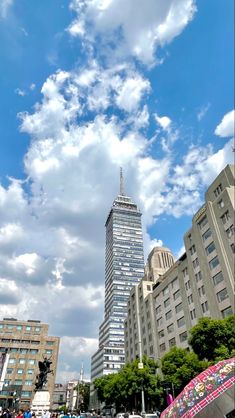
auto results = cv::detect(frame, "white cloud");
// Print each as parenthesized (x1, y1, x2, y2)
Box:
(155, 114, 172, 130)
(197, 102, 210, 121)
(15, 88, 26, 97)
(0, 0, 13, 18)
(69, 0, 197, 65)
(214, 109, 235, 138)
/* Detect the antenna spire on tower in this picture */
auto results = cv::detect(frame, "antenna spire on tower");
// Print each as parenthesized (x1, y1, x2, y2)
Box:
(120, 167, 125, 196)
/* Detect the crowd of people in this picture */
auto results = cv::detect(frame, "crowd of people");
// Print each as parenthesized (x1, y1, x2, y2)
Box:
(0, 409, 103, 418)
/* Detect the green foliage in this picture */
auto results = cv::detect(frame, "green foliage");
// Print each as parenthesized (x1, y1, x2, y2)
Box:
(188, 315, 235, 361)
(161, 347, 208, 395)
(78, 382, 90, 411)
(94, 356, 164, 411)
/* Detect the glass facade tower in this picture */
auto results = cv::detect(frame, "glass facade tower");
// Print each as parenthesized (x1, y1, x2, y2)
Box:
(90, 171, 144, 407)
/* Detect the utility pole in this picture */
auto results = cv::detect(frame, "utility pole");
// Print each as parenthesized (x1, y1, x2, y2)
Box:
(136, 288, 145, 414)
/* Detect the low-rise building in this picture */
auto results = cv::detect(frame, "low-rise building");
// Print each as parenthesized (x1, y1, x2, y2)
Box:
(52, 383, 67, 410)
(0, 318, 59, 409)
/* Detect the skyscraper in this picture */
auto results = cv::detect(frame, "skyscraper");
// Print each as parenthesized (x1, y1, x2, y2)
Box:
(90, 169, 144, 408)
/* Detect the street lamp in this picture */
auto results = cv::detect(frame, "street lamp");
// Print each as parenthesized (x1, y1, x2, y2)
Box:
(136, 289, 145, 414)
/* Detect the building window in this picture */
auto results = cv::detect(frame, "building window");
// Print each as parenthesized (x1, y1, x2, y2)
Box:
(17, 369, 24, 374)
(147, 285, 151, 291)
(182, 267, 188, 277)
(212, 271, 224, 286)
(221, 211, 230, 224)
(25, 380, 33, 386)
(175, 302, 183, 314)
(27, 369, 33, 374)
(160, 343, 166, 352)
(9, 359, 16, 364)
(221, 306, 233, 318)
(28, 359, 36, 365)
(156, 305, 161, 315)
(173, 289, 180, 300)
(177, 317, 185, 327)
(19, 359, 26, 364)
(185, 280, 191, 291)
(192, 258, 199, 269)
(206, 241, 216, 255)
(190, 309, 196, 320)
(198, 285, 205, 297)
(34, 327, 41, 332)
(198, 216, 208, 229)
(21, 391, 32, 397)
(164, 298, 170, 308)
(217, 288, 229, 303)
(158, 330, 164, 338)
(25, 326, 31, 331)
(15, 380, 23, 386)
(209, 256, 220, 270)
(165, 311, 172, 321)
(195, 271, 202, 282)
(30, 349, 38, 354)
(157, 317, 162, 327)
(169, 337, 176, 347)
(46, 341, 55, 346)
(6, 368, 13, 374)
(189, 245, 196, 255)
(188, 294, 193, 304)
(214, 184, 223, 197)
(179, 331, 188, 342)
(226, 225, 234, 238)
(163, 286, 169, 296)
(218, 199, 225, 208)
(20, 349, 28, 354)
(167, 323, 174, 334)
(202, 228, 212, 242)
(201, 301, 209, 313)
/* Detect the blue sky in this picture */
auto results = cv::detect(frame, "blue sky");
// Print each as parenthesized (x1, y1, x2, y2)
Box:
(0, 0, 234, 381)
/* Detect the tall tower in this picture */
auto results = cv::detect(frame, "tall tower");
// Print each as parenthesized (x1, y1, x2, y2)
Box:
(90, 169, 145, 408)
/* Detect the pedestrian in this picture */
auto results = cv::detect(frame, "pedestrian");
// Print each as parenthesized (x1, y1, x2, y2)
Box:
(16, 411, 23, 418)
(24, 409, 32, 418)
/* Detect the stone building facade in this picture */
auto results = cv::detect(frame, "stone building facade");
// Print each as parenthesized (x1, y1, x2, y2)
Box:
(124, 164, 235, 361)
(0, 318, 59, 409)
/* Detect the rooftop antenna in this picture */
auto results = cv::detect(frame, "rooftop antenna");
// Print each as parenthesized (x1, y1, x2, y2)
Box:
(120, 167, 125, 196)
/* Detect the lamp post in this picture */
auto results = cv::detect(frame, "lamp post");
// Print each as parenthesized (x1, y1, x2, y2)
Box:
(136, 288, 145, 414)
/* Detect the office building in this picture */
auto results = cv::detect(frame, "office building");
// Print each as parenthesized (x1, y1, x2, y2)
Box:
(0, 318, 59, 409)
(125, 164, 234, 361)
(125, 246, 175, 362)
(90, 170, 145, 408)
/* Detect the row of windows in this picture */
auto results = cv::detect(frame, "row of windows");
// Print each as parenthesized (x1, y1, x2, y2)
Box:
(0, 324, 41, 332)
(0, 347, 53, 355)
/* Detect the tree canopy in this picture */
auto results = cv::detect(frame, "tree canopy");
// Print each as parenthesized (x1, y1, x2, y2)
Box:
(94, 356, 164, 412)
(188, 315, 235, 361)
(161, 347, 208, 395)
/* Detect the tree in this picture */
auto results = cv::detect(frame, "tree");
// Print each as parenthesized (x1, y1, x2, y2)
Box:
(188, 315, 235, 361)
(78, 382, 90, 411)
(161, 347, 208, 395)
(94, 356, 164, 412)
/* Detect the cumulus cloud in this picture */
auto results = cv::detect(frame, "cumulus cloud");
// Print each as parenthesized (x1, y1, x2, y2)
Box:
(68, 0, 197, 65)
(155, 114, 172, 130)
(214, 109, 235, 138)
